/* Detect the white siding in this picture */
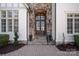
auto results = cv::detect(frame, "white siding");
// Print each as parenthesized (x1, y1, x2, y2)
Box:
(56, 3, 79, 45)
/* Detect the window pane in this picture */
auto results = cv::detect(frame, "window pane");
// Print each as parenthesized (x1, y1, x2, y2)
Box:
(8, 19, 12, 32)
(36, 16, 40, 20)
(67, 18, 73, 34)
(7, 10, 12, 17)
(7, 3, 12, 7)
(67, 14, 73, 17)
(41, 21, 45, 31)
(36, 21, 40, 30)
(1, 19, 6, 32)
(13, 10, 18, 18)
(75, 19, 79, 33)
(1, 10, 6, 18)
(74, 14, 79, 17)
(13, 3, 19, 7)
(1, 3, 6, 7)
(0, 10, 19, 32)
(41, 16, 45, 20)
(14, 19, 18, 32)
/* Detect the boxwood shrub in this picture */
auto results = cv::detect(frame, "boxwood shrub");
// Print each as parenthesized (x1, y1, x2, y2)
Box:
(0, 34, 9, 47)
(74, 35, 79, 47)
(14, 32, 19, 46)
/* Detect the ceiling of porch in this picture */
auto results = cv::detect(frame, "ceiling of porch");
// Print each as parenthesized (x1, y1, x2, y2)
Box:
(27, 3, 51, 14)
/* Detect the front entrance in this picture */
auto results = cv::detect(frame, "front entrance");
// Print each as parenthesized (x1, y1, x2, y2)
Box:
(35, 13, 46, 35)
(28, 3, 54, 45)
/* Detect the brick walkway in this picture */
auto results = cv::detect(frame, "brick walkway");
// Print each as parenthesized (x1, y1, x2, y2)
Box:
(28, 36, 47, 45)
(28, 35, 54, 45)
(1, 45, 79, 56)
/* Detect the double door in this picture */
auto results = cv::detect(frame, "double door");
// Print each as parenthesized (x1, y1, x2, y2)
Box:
(35, 14, 46, 35)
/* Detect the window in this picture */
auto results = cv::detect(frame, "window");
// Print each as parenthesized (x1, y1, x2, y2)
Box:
(1, 10, 6, 32)
(41, 16, 45, 20)
(13, 3, 19, 7)
(67, 13, 73, 17)
(74, 19, 79, 33)
(67, 18, 73, 33)
(35, 15, 45, 31)
(0, 10, 18, 32)
(7, 4, 12, 7)
(1, 19, 6, 32)
(36, 16, 40, 20)
(13, 10, 18, 18)
(7, 10, 12, 17)
(8, 19, 12, 32)
(0, 3, 6, 7)
(36, 21, 40, 30)
(67, 13, 79, 34)
(74, 14, 79, 17)
(14, 19, 18, 32)
(0, 3, 19, 8)
(13, 10, 18, 32)
(7, 10, 12, 32)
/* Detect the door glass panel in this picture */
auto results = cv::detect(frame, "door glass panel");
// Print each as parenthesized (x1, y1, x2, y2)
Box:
(41, 21, 45, 31)
(36, 16, 40, 20)
(41, 16, 45, 21)
(36, 21, 40, 30)
(35, 15, 45, 34)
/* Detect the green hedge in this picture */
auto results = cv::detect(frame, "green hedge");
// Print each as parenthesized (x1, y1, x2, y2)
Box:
(74, 35, 79, 47)
(0, 34, 9, 47)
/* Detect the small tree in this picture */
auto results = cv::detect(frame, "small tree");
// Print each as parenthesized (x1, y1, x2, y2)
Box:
(14, 32, 19, 46)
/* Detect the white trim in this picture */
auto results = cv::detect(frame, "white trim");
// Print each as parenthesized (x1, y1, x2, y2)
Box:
(27, 11, 29, 40)
(73, 16, 75, 34)
(6, 10, 8, 32)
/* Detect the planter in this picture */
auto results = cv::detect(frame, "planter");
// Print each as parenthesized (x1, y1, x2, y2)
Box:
(46, 33, 52, 43)
(49, 34, 52, 41)
(29, 34, 32, 41)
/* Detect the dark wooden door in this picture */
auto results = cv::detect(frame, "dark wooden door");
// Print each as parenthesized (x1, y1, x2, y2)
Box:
(35, 14, 46, 35)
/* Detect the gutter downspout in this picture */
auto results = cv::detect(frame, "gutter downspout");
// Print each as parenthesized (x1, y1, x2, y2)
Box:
(55, 3, 56, 45)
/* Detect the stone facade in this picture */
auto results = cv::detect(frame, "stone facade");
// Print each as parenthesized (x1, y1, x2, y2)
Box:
(28, 3, 52, 39)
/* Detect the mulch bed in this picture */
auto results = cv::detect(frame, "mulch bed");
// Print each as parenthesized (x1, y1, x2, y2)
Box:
(0, 44, 25, 54)
(56, 44, 79, 51)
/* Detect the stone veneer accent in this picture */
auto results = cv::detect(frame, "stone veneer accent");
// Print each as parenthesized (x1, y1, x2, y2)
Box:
(28, 3, 53, 39)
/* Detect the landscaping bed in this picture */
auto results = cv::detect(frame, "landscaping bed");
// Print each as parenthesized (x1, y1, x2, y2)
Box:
(0, 44, 25, 54)
(56, 44, 79, 51)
